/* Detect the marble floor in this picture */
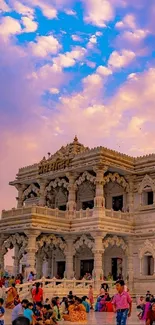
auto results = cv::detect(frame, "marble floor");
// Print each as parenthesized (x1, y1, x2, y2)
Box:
(5, 307, 143, 325)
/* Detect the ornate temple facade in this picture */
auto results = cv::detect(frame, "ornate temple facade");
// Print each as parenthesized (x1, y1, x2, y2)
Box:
(1, 136, 155, 293)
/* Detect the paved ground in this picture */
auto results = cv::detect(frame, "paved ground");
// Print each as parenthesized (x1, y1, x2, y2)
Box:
(5, 307, 143, 325)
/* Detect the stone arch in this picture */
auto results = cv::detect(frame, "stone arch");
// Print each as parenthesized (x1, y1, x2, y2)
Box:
(75, 171, 96, 187)
(45, 178, 69, 194)
(103, 173, 129, 192)
(36, 234, 67, 252)
(74, 235, 94, 253)
(45, 179, 69, 209)
(55, 187, 68, 209)
(103, 236, 128, 254)
(138, 175, 155, 194)
(139, 240, 155, 259)
(75, 172, 96, 210)
(23, 184, 40, 199)
(2, 233, 27, 256)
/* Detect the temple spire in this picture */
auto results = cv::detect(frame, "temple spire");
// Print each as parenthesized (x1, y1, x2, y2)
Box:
(73, 135, 78, 143)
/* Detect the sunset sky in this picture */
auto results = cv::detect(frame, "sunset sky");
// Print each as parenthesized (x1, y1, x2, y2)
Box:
(1, 0, 155, 216)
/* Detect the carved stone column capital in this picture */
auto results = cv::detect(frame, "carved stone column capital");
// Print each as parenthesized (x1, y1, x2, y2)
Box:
(90, 231, 107, 240)
(93, 165, 108, 177)
(25, 230, 41, 238)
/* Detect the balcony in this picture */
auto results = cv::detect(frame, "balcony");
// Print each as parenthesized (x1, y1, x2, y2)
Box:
(1, 205, 134, 235)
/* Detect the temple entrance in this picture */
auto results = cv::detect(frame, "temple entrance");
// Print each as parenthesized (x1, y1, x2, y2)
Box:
(112, 257, 123, 280)
(80, 259, 94, 277)
(57, 261, 65, 278)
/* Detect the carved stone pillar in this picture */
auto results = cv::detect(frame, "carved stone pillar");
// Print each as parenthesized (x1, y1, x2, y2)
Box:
(25, 230, 40, 277)
(47, 252, 52, 277)
(36, 254, 43, 279)
(0, 235, 7, 276)
(126, 176, 135, 212)
(64, 236, 75, 279)
(140, 257, 142, 275)
(66, 173, 77, 212)
(127, 237, 134, 292)
(139, 192, 142, 207)
(92, 232, 106, 286)
(13, 244, 20, 276)
(94, 168, 105, 209)
(15, 184, 26, 208)
(39, 179, 48, 206)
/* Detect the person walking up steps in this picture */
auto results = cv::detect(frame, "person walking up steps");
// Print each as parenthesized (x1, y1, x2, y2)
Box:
(112, 280, 132, 325)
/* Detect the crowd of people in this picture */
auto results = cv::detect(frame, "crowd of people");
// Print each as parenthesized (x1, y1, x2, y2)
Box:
(137, 291, 155, 325)
(0, 278, 132, 325)
(2, 273, 155, 325)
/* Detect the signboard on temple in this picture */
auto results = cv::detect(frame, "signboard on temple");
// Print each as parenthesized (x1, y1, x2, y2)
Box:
(38, 157, 72, 174)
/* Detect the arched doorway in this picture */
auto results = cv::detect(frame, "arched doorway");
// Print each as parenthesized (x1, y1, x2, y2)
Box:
(36, 235, 67, 278)
(103, 236, 128, 280)
(73, 235, 94, 279)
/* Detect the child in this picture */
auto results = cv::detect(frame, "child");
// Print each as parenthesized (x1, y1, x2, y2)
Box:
(88, 285, 94, 309)
(43, 305, 58, 325)
(0, 298, 5, 325)
(33, 302, 43, 324)
(82, 296, 90, 313)
(24, 302, 35, 325)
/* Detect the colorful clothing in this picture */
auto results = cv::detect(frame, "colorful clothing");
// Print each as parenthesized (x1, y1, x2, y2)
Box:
(24, 309, 34, 323)
(146, 310, 155, 325)
(116, 308, 128, 325)
(6, 287, 17, 309)
(12, 303, 24, 321)
(112, 291, 132, 310)
(142, 302, 151, 320)
(88, 289, 94, 304)
(53, 306, 61, 321)
(32, 288, 43, 303)
(82, 301, 90, 313)
(64, 304, 87, 323)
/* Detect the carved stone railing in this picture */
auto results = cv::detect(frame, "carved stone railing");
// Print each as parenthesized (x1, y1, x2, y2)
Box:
(15, 277, 116, 300)
(1, 206, 131, 222)
(105, 209, 133, 222)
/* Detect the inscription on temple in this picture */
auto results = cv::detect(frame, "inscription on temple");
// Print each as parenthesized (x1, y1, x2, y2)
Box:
(38, 158, 72, 174)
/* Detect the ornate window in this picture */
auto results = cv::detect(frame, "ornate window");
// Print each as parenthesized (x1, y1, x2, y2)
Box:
(139, 175, 155, 206)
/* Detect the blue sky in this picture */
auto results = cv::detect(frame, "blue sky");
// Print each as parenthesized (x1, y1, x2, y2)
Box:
(1, 0, 155, 212)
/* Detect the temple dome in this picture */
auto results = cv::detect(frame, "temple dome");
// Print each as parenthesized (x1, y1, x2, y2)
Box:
(41, 136, 90, 162)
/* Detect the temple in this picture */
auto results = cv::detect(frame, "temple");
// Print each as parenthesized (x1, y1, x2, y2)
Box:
(1, 136, 155, 293)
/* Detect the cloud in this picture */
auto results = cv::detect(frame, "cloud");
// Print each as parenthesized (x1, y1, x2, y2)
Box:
(83, 0, 114, 27)
(0, 16, 21, 39)
(22, 17, 38, 33)
(115, 14, 137, 30)
(0, 0, 10, 12)
(108, 49, 136, 69)
(71, 35, 83, 42)
(12, 1, 34, 18)
(53, 46, 87, 68)
(49, 87, 60, 94)
(122, 29, 149, 42)
(30, 35, 61, 57)
(97, 65, 112, 76)
(87, 34, 97, 49)
(64, 9, 76, 15)
(25, 0, 57, 19)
